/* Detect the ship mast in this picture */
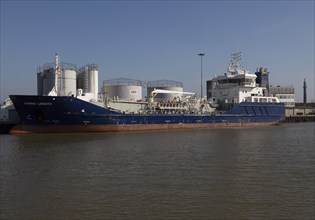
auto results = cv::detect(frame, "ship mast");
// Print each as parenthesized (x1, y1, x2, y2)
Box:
(48, 53, 61, 96)
(54, 53, 60, 95)
(228, 52, 241, 74)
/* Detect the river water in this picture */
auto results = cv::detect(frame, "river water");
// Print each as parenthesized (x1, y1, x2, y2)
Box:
(1, 123, 314, 219)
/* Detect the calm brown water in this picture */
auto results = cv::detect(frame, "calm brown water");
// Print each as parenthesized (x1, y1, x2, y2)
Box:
(1, 123, 314, 219)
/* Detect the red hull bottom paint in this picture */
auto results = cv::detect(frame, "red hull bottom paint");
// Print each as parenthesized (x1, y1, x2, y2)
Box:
(10, 122, 280, 134)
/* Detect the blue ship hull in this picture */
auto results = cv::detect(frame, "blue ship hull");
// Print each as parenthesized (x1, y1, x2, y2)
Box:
(9, 95, 285, 133)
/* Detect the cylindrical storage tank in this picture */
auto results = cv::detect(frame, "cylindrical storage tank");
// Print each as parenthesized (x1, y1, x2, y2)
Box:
(147, 80, 183, 100)
(37, 65, 56, 96)
(60, 69, 77, 96)
(76, 72, 84, 92)
(37, 62, 76, 96)
(37, 71, 44, 95)
(77, 64, 98, 101)
(88, 68, 98, 100)
(102, 78, 142, 101)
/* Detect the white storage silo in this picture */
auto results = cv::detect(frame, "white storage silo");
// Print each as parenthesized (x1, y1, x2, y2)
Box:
(60, 69, 77, 96)
(102, 78, 142, 101)
(147, 80, 184, 100)
(37, 65, 57, 96)
(37, 68, 53, 95)
(77, 64, 99, 101)
(37, 61, 77, 96)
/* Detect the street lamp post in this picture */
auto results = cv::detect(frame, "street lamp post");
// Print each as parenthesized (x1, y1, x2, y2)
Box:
(197, 53, 205, 98)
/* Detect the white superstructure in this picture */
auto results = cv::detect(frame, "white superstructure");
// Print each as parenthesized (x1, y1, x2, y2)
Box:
(207, 52, 279, 108)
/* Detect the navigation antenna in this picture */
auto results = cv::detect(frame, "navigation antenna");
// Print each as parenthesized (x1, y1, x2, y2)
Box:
(232, 51, 241, 63)
(228, 51, 241, 73)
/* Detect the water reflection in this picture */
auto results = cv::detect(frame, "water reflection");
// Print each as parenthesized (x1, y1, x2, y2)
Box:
(1, 124, 314, 219)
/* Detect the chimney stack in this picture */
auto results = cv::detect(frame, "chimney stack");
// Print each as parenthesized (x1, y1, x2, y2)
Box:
(303, 78, 307, 105)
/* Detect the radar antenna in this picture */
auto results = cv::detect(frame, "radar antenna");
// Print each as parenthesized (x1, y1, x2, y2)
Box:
(231, 51, 241, 65)
(228, 51, 242, 73)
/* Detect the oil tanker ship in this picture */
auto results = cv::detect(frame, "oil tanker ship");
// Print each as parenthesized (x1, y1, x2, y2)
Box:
(9, 53, 285, 134)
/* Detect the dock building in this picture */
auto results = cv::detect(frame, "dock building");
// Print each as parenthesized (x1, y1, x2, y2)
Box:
(269, 85, 295, 107)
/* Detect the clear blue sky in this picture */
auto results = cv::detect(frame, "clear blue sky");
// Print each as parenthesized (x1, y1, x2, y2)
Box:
(1, 0, 314, 102)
